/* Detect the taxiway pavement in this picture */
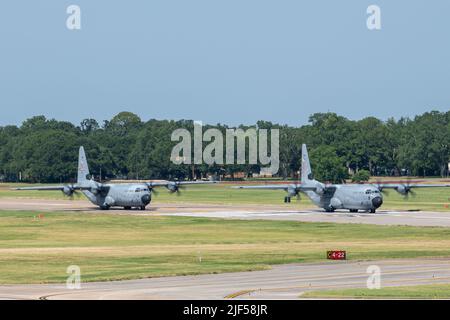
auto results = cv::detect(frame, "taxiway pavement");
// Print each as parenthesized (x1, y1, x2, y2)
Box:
(0, 258, 449, 300)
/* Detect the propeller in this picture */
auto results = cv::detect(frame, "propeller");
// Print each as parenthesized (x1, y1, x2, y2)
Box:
(398, 178, 416, 200)
(404, 188, 416, 199)
(144, 182, 158, 196)
(376, 180, 389, 196)
(167, 181, 185, 196)
(69, 190, 81, 200)
(405, 177, 417, 199)
(62, 184, 81, 200)
(89, 184, 110, 197)
(287, 184, 301, 200)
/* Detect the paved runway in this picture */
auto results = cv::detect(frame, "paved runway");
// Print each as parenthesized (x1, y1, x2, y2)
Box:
(1, 198, 450, 227)
(163, 210, 450, 227)
(0, 258, 449, 300)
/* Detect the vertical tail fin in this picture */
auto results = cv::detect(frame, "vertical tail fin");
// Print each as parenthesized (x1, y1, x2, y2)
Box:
(301, 144, 313, 182)
(77, 146, 90, 184)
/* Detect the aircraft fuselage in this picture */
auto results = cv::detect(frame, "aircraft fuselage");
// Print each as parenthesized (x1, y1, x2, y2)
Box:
(82, 183, 152, 210)
(304, 183, 383, 212)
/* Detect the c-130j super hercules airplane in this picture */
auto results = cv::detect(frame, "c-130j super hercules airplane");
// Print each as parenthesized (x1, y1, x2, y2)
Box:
(16, 146, 216, 210)
(236, 144, 450, 213)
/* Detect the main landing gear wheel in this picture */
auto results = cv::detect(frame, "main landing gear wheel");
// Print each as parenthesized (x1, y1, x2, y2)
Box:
(124, 206, 132, 210)
(349, 209, 358, 213)
(369, 209, 376, 213)
(284, 196, 291, 203)
(140, 206, 146, 211)
(325, 207, 335, 213)
(100, 205, 110, 210)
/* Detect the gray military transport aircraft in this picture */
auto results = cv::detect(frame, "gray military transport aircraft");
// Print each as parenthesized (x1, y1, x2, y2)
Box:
(235, 144, 450, 213)
(15, 146, 216, 210)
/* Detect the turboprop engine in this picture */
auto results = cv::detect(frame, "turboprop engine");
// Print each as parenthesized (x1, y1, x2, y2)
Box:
(284, 185, 300, 203)
(62, 186, 75, 196)
(287, 185, 300, 199)
(395, 183, 415, 198)
(315, 185, 325, 195)
(396, 185, 407, 195)
(166, 182, 183, 195)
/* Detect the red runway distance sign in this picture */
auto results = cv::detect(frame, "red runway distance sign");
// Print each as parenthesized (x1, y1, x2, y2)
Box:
(327, 250, 346, 260)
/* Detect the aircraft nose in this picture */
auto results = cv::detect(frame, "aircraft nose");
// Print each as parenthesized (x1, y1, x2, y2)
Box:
(372, 196, 383, 208)
(141, 194, 151, 205)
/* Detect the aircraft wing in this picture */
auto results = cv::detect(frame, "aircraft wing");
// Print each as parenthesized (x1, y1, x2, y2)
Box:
(15, 186, 67, 191)
(146, 180, 218, 188)
(232, 184, 290, 190)
(376, 183, 450, 197)
(378, 183, 450, 190)
(232, 184, 318, 192)
(172, 181, 218, 186)
(14, 185, 92, 191)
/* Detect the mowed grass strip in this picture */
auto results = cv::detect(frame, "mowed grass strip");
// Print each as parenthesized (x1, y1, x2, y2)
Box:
(1, 182, 449, 211)
(1, 211, 450, 284)
(302, 284, 450, 299)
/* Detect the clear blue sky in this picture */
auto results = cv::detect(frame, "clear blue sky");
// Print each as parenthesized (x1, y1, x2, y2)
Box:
(0, 1, 449, 126)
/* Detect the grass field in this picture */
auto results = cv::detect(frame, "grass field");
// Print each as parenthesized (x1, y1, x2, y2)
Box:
(1, 181, 449, 211)
(303, 284, 450, 299)
(2, 210, 450, 284)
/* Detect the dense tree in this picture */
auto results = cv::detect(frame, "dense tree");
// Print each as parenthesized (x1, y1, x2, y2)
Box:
(351, 170, 371, 183)
(0, 111, 448, 182)
(80, 119, 100, 134)
(310, 146, 349, 183)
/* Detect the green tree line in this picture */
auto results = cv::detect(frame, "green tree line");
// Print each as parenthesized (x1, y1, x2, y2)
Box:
(0, 111, 449, 183)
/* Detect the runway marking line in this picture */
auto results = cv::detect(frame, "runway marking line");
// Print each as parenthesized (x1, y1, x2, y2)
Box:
(224, 290, 254, 299)
(226, 275, 450, 299)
